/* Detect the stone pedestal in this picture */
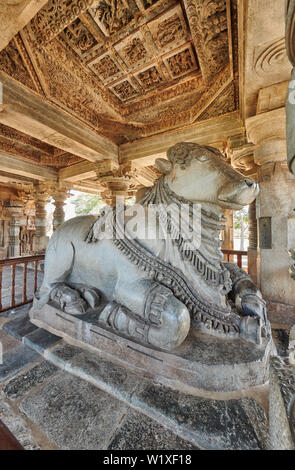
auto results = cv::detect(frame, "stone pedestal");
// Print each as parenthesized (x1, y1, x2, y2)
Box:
(247, 108, 295, 307)
(269, 357, 295, 450)
(30, 302, 274, 394)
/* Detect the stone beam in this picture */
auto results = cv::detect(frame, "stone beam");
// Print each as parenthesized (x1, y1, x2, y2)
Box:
(0, 0, 48, 52)
(71, 181, 105, 195)
(59, 161, 96, 182)
(0, 152, 57, 181)
(0, 74, 119, 163)
(120, 112, 245, 165)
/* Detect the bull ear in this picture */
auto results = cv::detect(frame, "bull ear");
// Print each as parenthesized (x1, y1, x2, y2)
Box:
(155, 158, 172, 175)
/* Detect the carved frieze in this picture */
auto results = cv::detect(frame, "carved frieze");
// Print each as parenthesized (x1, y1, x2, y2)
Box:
(0, 39, 35, 91)
(183, 0, 229, 83)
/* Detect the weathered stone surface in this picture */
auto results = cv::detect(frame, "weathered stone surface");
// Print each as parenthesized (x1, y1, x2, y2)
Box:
(132, 382, 268, 450)
(0, 343, 40, 383)
(68, 351, 140, 402)
(19, 372, 128, 450)
(31, 305, 272, 393)
(23, 328, 61, 355)
(269, 356, 295, 449)
(44, 341, 82, 369)
(3, 360, 58, 401)
(272, 329, 290, 357)
(0, 330, 20, 354)
(3, 312, 38, 340)
(0, 392, 40, 450)
(108, 409, 198, 450)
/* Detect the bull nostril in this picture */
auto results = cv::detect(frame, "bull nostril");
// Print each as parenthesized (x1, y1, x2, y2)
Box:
(245, 179, 254, 187)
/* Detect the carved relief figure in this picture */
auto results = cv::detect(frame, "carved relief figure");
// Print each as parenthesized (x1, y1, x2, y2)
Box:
(91, 0, 139, 35)
(156, 14, 183, 48)
(138, 67, 162, 88)
(63, 18, 98, 54)
(167, 49, 195, 76)
(93, 56, 120, 79)
(35, 143, 270, 352)
(123, 38, 147, 64)
(113, 80, 137, 100)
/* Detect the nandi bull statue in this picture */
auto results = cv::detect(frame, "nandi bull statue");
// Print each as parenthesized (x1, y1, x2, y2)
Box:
(33, 142, 270, 352)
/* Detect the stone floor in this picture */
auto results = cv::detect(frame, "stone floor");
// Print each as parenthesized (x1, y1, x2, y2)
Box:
(0, 269, 292, 450)
(0, 304, 201, 450)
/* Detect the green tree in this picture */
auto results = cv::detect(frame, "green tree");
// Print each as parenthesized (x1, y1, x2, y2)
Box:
(234, 207, 249, 250)
(72, 193, 103, 215)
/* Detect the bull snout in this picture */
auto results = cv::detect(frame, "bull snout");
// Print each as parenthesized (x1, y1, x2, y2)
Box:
(218, 178, 259, 209)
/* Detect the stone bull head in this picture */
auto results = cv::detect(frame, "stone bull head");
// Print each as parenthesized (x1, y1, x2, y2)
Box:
(154, 142, 259, 209)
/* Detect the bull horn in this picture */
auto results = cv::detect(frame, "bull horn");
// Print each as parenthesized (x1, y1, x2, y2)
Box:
(155, 158, 173, 174)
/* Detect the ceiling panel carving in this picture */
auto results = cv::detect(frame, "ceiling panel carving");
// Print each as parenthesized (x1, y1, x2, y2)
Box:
(0, 0, 239, 143)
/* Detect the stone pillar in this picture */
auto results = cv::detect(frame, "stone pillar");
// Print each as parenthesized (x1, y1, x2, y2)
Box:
(52, 188, 69, 231)
(230, 143, 259, 285)
(5, 200, 24, 258)
(32, 184, 49, 253)
(247, 108, 295, 307)
(248, 200, 258, 286)
(223, 210, 234, 250)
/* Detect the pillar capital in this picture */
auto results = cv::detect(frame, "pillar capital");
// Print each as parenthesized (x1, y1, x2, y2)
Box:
(95, 161, 138, 206)
(246, 108, 287, 167)
(32, 182, 51, 204)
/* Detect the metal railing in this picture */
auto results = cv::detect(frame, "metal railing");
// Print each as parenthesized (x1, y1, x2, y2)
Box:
(222, 249, 248, 269)
(0, 250, 248, 313)
(0, 255, 45, 312)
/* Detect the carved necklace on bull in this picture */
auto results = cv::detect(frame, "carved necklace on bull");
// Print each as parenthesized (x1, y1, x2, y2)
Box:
(139, 176, 233, 295)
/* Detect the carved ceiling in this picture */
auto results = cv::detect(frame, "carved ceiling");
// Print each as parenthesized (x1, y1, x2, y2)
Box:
(0, 123, 82, 169)
(0, 0, 239, 147)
